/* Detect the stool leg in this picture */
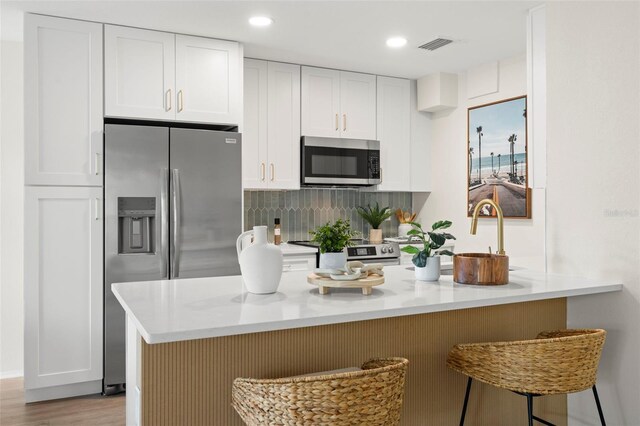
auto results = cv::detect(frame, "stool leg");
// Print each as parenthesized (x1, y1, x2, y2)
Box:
(592, 385, 606, 426)
(459, 377, 472, 426)
(527, 394, 534, 426)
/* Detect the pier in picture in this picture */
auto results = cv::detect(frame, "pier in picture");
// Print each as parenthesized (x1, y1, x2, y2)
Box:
(467, 96, 530, 218)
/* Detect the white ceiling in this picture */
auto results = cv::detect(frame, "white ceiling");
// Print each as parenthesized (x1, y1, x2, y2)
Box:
(1, 1, 539, 79)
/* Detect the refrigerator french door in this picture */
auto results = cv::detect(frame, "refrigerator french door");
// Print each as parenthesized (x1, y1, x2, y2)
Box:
(104, 123, 242, 394)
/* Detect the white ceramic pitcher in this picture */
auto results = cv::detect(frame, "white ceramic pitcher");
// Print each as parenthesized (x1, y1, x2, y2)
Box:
(236, 226, 283, 294)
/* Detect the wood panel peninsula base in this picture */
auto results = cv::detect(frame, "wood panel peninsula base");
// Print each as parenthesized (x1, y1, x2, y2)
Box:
(131, 300, 565, 425)
(114, 267, 622, 426)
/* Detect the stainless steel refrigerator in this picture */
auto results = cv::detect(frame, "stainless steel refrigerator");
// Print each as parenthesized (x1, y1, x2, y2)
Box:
(103, 123, 242, 394)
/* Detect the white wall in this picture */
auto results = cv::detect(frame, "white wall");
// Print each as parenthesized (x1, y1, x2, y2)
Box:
(546, 3, 640, 425)
(0, 8, 24, 378)
(416, 54, 546, 270)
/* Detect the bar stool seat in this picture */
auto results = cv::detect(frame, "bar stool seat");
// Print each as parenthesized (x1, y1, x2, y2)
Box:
(232, 357, 408, 426)
(447, 329, 607, 426)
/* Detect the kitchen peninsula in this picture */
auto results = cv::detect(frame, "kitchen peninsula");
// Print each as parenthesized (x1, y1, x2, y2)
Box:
(113, 267, 621, 426)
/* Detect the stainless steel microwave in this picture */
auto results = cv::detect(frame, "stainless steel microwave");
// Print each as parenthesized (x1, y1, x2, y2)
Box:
(300, 136, 381, 186)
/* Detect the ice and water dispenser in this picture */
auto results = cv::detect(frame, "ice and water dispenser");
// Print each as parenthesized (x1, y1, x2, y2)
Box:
(118, 197, 156, 254)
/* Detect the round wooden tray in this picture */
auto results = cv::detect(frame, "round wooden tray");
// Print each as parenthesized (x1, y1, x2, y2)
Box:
(307, 273, 384, 295)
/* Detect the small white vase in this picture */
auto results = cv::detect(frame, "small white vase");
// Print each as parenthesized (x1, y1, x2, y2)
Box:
(236, 226, 283, 294)
(415, 256, 441, 281)
(398, 223, 412, 238)
(319, 252, 347, 270)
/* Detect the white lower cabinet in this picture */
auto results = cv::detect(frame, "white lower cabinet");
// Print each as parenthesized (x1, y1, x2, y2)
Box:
(282, 254, 316, 272)
(24, 186, 103, 402)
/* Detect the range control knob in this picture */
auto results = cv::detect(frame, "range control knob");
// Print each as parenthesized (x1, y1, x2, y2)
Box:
(388, 246, 394, 253)
(381, 246, 388, 254)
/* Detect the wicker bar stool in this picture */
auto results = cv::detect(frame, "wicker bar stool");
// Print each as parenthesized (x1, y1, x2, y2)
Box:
(447, 329, 607, 426)
(232, 357, 408, 425)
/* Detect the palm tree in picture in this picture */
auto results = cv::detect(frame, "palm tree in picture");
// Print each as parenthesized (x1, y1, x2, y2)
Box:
(468, 146, 474, 185)
(476, 126, 483, 183)
(508, 134, 517, 178)
(490, 152, 495, 174)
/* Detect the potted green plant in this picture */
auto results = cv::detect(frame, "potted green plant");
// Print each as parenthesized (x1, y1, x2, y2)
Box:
(356, 202, 392, 243)
(310, 219, 359, 269)
(401, 220, 456, 281)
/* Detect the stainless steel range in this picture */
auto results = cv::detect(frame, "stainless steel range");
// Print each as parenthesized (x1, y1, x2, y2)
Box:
(288, 240, 401, 266)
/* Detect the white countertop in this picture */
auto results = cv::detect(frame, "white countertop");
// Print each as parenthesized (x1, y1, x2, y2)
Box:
(279, 243, 318, 256)
(112, 266, 622, 344)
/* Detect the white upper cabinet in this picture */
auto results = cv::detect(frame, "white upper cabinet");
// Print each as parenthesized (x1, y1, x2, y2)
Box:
(340, 71, 377, 140)
(377, 76, 411, 191)
(243, 59, 300, 190)
(24, 186, 103, 398)
(266, 61, 301, 190)
(25, 14, 103, 186)
(175, 35, 241, 125)
(105, 26, 241, 125)
(104, 25, 175, 120)
(301, 67, 340, 138)
(243, 59, 268, 189)
(301, 66, 376, 140)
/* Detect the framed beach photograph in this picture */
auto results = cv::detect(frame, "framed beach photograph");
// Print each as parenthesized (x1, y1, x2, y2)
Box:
(467, 95, 530, 218)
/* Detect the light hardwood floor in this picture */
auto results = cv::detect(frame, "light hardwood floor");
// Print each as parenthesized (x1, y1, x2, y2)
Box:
(0, 378, 125, 426)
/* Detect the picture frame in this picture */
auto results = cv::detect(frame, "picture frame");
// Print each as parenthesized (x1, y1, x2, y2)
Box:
(467, 95, 530, 218)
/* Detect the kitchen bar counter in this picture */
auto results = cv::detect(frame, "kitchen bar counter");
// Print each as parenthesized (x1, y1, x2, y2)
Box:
(113, 266, 621, 345)
(115, 267, 622, 426)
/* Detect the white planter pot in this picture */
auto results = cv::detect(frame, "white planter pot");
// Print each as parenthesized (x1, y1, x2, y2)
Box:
(319, 252, 347, 270)
(414, 256, 441, 281)
(398, 223, 412, 238)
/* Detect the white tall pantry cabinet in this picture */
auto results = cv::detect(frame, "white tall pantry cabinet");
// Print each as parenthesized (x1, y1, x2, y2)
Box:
(243, 59, 300, 190)
(24, 14, 104, 402)
(376, 77, 411, 191)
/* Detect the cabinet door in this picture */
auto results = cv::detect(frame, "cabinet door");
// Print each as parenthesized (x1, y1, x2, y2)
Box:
(376, 77, 411, 191)
(267, 62, 301, 190)
(25, 14, 103, 186)
(340, 71, 377, 140)
(104, 25, 175, 120)
(24, 186, 103, 391)
(301, 67, 340, 138)
(175, 35, 241, 124)
(243, 59, 268, 189)
(282, 255, 316, 272)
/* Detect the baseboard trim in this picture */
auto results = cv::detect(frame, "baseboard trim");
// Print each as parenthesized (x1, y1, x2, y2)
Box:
(0, 370, 24, 379)
(25, 379, 102, 403)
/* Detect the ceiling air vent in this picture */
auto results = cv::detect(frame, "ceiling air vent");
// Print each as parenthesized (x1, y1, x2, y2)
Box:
(418, 38, 453, 51)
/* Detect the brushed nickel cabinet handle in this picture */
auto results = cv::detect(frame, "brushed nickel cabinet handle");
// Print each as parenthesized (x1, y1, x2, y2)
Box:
(166, 89, 172, 111)
(261, 162, 266, 182)
(270, 163, 275, 182)
(94, 152, 101, 176)
(343, 114, 347, 131)
(335, 113, 339, 131)
(178, 90, 184, 112)
(94, 198, 100, 221)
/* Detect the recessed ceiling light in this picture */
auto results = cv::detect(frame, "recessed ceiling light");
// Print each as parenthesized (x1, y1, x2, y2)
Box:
(386, 37, 407, 48)
(249, 16, 273, 27)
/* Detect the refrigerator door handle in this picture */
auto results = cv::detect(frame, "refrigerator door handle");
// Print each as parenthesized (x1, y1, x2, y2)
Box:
(170, 169, 181, 279)
(160, 168, 169, 279)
